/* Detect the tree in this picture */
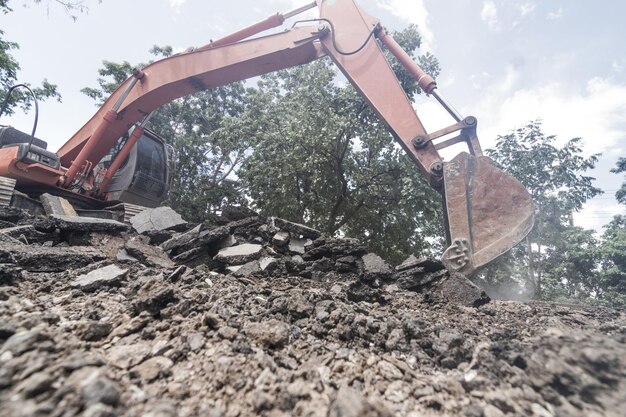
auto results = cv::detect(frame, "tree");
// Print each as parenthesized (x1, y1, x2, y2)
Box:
(82, 46, 250, 222)
(484, 120, 603, 299)
(238, 26, 444, 262)
(18, 1, 100, 21)
(611, 157, 626, 204)
(541, 226, 600, 302)
(595, 215, 626, 307)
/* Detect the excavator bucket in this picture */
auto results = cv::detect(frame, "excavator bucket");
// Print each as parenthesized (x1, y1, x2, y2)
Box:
(441, 152, 534, 276)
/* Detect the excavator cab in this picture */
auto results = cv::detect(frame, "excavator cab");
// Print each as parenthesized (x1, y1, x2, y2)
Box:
(0, 125, 171, 209)
(97, 129, 172, 208)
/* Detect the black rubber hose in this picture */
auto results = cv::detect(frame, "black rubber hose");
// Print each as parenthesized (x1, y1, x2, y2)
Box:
(0, 84, 40, 163)
(292, 18, 379, 56)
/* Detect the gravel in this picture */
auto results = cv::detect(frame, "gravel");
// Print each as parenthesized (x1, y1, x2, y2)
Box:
(0, 207, 624, 417)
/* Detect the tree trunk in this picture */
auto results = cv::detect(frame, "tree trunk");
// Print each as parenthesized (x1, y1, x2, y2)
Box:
(526, 237, 540, 299)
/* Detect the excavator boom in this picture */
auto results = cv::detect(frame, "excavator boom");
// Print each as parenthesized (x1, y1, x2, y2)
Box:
(0, 0, 534, 275)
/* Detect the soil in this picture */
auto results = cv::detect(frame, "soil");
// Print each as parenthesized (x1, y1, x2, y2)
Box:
(0, 207, 624, 417)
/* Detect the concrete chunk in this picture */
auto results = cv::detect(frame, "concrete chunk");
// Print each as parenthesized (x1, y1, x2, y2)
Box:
(259, 256, 277, 272)
(70, 264, 128, 291)
(232, 260, 261, 277)
(273, 217, 321, 239)
(130, 206, 187, 234)
(272, 231, 290, 247)
(215, 243, 264, 265)
(40, 193, 77, 216)
(288, 237, 312, 255)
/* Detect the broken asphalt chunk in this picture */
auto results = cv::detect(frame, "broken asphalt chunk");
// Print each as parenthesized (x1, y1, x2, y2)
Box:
(215, 243, 264, 265)
(70, 264, 128, 292)
(124, 237, 175, 269)
(396, 254, 445, 272)
(273, 217, 321, 239)
(0, 243, 106, 272)
(430, 273, 491, 307)
(160, 225, 229, 255)
(232, 260, 261, 277)
(361, 253, 394, 283)
(51, 214, 129, 233)
(396, 268, 447, 291)
(130, 206, 187, 234)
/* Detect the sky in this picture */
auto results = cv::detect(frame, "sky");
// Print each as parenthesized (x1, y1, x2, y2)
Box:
(1, 0, 625, 231)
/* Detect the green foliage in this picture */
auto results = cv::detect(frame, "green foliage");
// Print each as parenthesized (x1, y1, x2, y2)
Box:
(611, 157, 626, 204)
(595, 215, 626, 308)
(484, 120, 603, 300)
(541, 226, 600, 302)
(32, 1, 100, 21)
(152, 85, 250, 221)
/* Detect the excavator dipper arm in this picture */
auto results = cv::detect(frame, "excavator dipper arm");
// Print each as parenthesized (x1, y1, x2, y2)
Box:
(55, 0, 533, 276)
(317, 0, 534, 274)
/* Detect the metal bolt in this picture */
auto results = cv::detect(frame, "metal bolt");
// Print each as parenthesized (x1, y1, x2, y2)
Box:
(464, 116, 477, 126)
(430, 162, 444, 176)
(412, 136, 427, 149)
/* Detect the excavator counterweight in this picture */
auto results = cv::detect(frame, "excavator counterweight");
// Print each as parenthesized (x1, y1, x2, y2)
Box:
(0, 0, 534, 275)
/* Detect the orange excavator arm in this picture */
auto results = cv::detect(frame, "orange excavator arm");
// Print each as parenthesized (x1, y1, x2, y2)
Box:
(54, 0, 534, 275)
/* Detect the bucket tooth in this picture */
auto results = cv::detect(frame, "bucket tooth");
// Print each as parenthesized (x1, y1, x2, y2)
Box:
(441, 153, 534, 275)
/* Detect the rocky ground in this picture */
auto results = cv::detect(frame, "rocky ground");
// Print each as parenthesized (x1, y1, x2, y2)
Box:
(0, 204, 624, 417)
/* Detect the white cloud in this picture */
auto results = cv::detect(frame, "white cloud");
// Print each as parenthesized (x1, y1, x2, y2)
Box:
(612, 58, 625, 73)
(375, 0, 435, 52)
(470, 76, 626, 231)
(168, 0, 186, 9)
(475, 77, 626, 154)
(497, 65, 521, 93)
(284, 0, 317, 20)
(481, 1, 500, 31)
(167, 0, 186, 15)
(519, 3, 536, 17)
(547, 7, 564, 20)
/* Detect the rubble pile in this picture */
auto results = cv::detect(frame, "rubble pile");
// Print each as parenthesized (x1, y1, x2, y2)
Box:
(0, 205, 624, 417)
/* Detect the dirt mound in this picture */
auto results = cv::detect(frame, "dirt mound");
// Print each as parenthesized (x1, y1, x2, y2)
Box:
(0, 207, 624, 417)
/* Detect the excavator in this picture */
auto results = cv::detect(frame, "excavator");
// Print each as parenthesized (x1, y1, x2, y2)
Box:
(0, 0, 533, 276)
